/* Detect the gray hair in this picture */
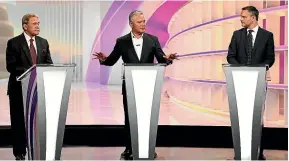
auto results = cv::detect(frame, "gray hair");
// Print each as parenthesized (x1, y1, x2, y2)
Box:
(129, 10, 143, 23)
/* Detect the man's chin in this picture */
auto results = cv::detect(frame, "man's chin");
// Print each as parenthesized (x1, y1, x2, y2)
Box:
(33, 32, 40, 36)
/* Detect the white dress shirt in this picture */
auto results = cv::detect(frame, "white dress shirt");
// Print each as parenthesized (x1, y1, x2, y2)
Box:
(131, 32, 143, 60)
(23, 32, 37, 55)
(247, 25, 259, 47)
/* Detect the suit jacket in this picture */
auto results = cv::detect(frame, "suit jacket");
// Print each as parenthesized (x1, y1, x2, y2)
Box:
(101, 32, 170, 66)
(100, 32, 171, 94)
(6, 33, 53, 95)
(227, 27, 275, 68)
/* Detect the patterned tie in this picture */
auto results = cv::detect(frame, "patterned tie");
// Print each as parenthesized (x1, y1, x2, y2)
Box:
(247, 30, 254, 65)
(29, 38, 37, 65)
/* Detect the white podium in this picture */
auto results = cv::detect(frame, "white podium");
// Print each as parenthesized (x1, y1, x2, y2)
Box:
(223, 64, 267, 160)
(17, 64, 76, 160)
(123, 63, 166, 160)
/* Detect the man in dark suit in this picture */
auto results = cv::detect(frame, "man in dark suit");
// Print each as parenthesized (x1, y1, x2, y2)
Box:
(227, 6, 275, 68)
(6, 13, 53, 160)
(227, 6, 275, 160)
(93, 10, 177, 160)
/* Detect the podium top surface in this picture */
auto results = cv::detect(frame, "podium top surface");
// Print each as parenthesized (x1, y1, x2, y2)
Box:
(123, 63, 167, 66)
(17, 63, 76, 81)
(36, 63, 76, 67)
(222, 64, 269, 68)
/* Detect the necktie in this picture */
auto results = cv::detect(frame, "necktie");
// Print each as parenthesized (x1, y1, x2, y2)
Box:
(29, 39, 37, 65)
(247, 30, 253, 65)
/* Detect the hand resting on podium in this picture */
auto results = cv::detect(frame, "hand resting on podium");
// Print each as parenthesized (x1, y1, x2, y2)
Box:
(266, 71, 271, 81)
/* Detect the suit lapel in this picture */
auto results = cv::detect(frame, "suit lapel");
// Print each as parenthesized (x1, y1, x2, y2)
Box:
(140, 33, 148, 62)
(243, 28, 248, 55)
(127, 33, 140, 62)
(252, 27, 262, 54)
(20, 33, 33, 65)
(35, 36, 42, 63)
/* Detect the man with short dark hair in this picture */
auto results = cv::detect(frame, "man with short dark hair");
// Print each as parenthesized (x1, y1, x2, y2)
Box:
(227, 6, 275, 67)
(227, 6, 275, 160)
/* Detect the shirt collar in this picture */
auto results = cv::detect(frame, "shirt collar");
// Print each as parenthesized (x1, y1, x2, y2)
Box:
(23, 32, 35, 42)
(247, 25, 259, 33)
(131, 32, 143, 39)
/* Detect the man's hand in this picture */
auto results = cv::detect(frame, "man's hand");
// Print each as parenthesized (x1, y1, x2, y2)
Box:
(163, 53, 178, 61)
(92, 52, 107, 61)
(266, 71, 271, 81)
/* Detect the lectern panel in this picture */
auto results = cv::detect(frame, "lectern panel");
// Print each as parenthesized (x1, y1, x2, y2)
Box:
(124, 64, 165, 160)
(232, 70, 259, 160)
(43, 71, 67, 160)
(224, 65, 267, 160)
(131, 69, 157, 158)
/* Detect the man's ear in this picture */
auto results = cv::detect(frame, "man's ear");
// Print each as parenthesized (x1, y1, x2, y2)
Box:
(23, 24, 27, 31)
